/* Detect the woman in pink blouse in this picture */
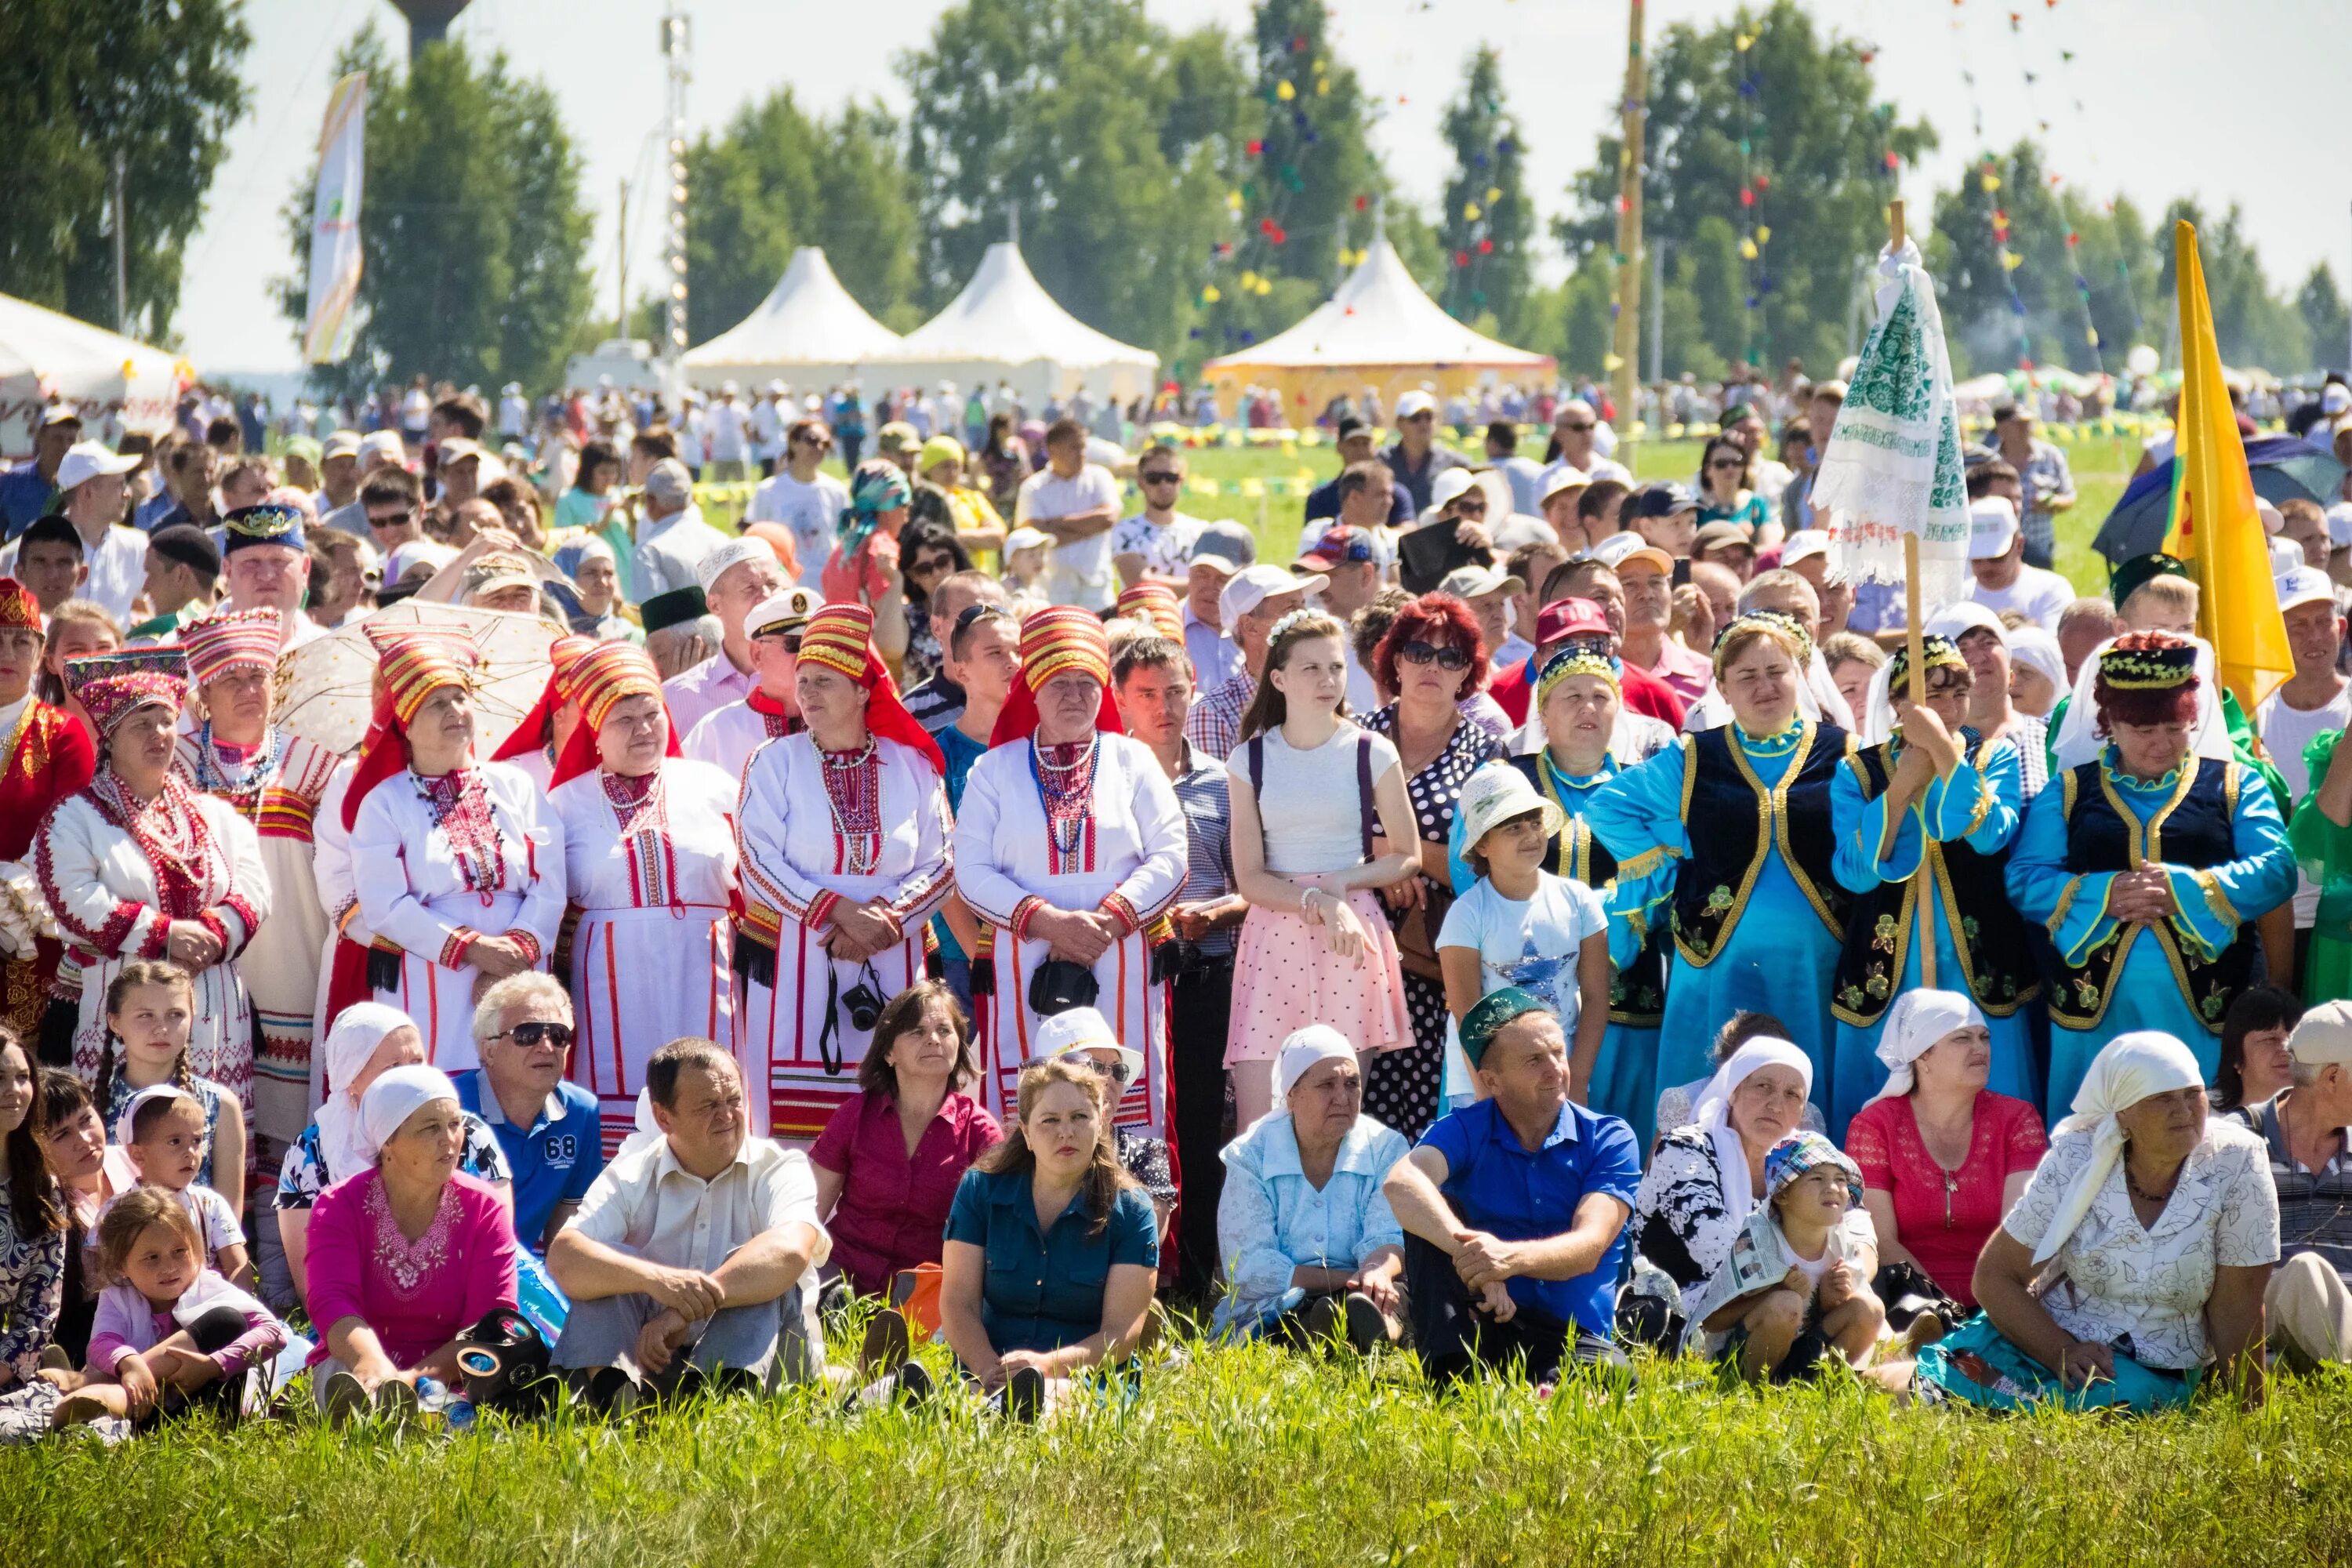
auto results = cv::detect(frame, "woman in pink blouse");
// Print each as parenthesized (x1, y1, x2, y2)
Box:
(1844, 990, 2047, 1316)
(305, 1065, 520, 1423)
(811, 982, 1002, 1300)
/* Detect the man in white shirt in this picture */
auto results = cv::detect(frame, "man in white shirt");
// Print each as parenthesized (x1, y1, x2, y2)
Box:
(662, 536, 788, 739)
(1110, 445, 1207, 587)
(548, 1040, 829, 1401)
(43, 441, 147, 626)
(633, 459, 731, 601)
(745, 419, 845, 590)
(703, 383, 753, 482)
(2259, 567, 2350, 954)
(1962, 493, 2073, 631)
(1536, 399, 1632, 497)
(1014, 418, 1123, 611)
(497, 383, 529, 441)
(684, 585, 815, 780)
(1296, 524, 1385, 712)
(1484, 420, 1547, 515)
(750, 382, 788, 476)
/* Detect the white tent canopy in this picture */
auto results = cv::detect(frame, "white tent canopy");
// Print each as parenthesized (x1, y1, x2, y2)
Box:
(1205, 238, 1555, 375)
(0, 292, 184, 455)
(681, 247, 907, 390)
(885, 242, 1159, 407)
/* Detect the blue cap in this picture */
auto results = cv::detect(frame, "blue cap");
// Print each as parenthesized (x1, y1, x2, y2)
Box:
(221, 503, 307, 555)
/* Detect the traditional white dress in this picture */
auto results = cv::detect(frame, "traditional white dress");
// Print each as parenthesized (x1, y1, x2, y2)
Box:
(309, 760, 370, 1105)
(35, 774, 269, 1124)
(952, 734, 1187, 1133)
(350, 761, 565, 1072)
(734, 735, 953, 1143)
(683, 695, 794, 787)
(172, 726, 339, 1169)
(553, 757, 741, 1152)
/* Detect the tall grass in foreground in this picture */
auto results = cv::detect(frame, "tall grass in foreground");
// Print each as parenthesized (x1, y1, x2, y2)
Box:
(3, 1342, 2345, 1566)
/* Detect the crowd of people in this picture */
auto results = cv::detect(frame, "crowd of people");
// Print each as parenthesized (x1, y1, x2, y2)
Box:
(0, 366, 2349, 1443)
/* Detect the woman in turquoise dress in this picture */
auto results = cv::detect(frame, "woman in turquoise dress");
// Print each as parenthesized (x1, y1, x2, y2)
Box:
(1588, 612, 1857, 1113)
(1827, 633, 2035, 1138)
(2005, 633, 2291, 1123)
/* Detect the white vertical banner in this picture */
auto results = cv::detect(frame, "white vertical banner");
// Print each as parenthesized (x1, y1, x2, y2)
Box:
(303, 72, 368, 365)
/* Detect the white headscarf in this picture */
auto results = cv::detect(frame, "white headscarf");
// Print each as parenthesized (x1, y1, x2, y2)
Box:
(2005, 626, 2067, 699)
(1272, 1025, 1358, 1105)
(2049, 633, 2230, 773)
(113, 1083, 201, 1146)
(1693, 1036, 1814, 1219)
(316, 1004, 418, 1186)
(1924, 601, 2007, 648)
(1869, 989, 1986, 1104)
(358, 1064, 459, 1166)
(2031, 1030, 2205, 1265)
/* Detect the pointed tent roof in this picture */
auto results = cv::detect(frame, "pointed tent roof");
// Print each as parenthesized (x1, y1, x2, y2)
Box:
(1203, 239, 1553, 372)
(889, 242, 1156, 375)
(682, 247, 906, 370)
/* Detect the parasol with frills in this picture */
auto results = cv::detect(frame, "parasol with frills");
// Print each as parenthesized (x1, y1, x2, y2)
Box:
(274, 601, 561, 757)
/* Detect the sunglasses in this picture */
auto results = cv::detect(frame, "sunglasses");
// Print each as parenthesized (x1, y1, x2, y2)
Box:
(1559, 422, 1595, 434)
(1398, 639, 1471, 671)
(1139, 471, 1181, 485)
(908, 555, 954, 575)
(1708, 458, 1745, 471)
(489, 1021, 573, 1051)
(1452, 495, 1487, 515)
(955, 602, 1011, 633)
(366, 509, 418, 528)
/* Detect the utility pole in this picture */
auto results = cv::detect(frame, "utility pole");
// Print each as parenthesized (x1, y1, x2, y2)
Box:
(111, 153, 129, 336)
(1610, 0, 1646, 445)
(660, 4, 691, 401)
(1648, 238, 1664, 386)
(616, 178, 630, 341)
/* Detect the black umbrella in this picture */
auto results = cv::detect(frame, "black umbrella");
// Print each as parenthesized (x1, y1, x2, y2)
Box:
(2091, 434, 2347, 568)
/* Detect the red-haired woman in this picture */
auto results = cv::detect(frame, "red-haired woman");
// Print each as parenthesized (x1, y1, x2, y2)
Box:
(1359, 593, 1504, 1138)
(2007, 631, 2291, 1120)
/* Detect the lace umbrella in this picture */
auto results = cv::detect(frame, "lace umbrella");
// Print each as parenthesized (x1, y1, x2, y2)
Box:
(274, 601, 561, 757)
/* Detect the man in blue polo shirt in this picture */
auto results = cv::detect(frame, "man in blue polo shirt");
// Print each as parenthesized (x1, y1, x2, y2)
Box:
(455, 974, 606, 1255)
(1382, 987, 1641, 1388)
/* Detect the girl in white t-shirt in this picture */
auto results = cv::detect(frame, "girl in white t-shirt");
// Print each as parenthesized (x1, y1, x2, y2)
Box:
(1436, 764, 1610, 1099)
(1225, 612, 1421, 1127)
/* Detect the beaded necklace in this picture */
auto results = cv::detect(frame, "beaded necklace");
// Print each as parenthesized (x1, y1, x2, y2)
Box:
(601, 768, 676, 905)
(817, 739, 883, 876)
(194, 721, 287, 815)
(412, 768, 506, 893)
(1030, 737, 1099, 874)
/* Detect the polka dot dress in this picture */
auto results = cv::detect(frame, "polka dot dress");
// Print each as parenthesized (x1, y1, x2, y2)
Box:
(1360, 704, 1504, 1140)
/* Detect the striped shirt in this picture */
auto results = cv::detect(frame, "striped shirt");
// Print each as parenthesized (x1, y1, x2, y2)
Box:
(1168, 739, 1238, 958)
(2227, 1094, 2352, 1279)
(1183, 671, 1254, 761)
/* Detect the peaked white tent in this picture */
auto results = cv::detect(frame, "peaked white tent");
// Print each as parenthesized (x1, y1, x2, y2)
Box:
(1201, 238, 1554, 421)
(0, 292, 186, 455)
(682, 247, 907, 390)
(886, 242, 1158, 408)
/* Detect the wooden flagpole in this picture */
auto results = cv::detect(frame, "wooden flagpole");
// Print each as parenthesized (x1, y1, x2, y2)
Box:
(1889, 198, 1936, 989)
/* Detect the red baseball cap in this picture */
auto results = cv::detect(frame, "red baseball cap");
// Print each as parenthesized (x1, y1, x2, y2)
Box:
(1297, 524, 1377, 569)
(1534, 597, 1610, 645)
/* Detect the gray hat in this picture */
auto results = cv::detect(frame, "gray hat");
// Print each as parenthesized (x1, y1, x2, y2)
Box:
(643, 459, 694, 507)
(1189, 519, 1257, 574)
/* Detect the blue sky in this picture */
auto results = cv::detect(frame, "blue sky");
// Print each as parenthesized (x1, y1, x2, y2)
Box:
(182, 0, 2352, 373)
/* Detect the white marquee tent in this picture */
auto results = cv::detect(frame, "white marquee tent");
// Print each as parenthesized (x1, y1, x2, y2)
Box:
(681, 247, 907, 391)
(0, 292, 185, 455)
(885, 242, 1159, 408)
(1201, 238, 1554, 420)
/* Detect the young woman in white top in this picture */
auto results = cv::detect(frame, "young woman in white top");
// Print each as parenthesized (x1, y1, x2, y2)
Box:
(1224, 612, 1421, 1128)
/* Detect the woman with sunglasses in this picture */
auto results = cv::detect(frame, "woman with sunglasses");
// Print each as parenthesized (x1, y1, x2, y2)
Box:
(1356, 595, 1507, 1138)
(1824, 636, 2034, 1138)
(1695, 435, 1774, 547)
(549, 641, 744, 1150)
(735, 604, 953, 1147)
(1589, 612, 1857, 1115)
(895, 522, 971, 691)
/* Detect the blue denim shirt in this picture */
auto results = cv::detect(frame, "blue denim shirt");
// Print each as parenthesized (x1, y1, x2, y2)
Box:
(944, 1166, 1159, 1354)
(1212, 1112, 1410, 1332)
(1419, 1097, 1642, 1336)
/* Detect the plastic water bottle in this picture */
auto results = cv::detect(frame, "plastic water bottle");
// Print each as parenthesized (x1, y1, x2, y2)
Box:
(415, 1376, 448, 1417)
(445, 1395, 477, 1432)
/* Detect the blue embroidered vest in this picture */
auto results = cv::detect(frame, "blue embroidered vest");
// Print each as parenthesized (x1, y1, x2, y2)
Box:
(1670, 721, 1853, 967)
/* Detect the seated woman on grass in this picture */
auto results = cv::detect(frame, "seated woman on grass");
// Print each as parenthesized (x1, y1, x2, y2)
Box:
(934, 1057, 1158, 1421)
(1685, 1131, 1903, 1387)
(1213, 1026, 1408, 1352)
(49, 1186, 287, 1432)
(1914, 1032, 2279, 1413)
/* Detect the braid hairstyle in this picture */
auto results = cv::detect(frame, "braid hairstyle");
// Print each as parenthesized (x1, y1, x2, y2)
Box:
(100, 960, 201, 1101)
(1236, 610, 1352, 744)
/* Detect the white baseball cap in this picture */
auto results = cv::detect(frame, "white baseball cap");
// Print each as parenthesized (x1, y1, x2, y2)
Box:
(2328, 502, 2352, 549)
(2270, 536, 2306, 580)
(1538, 465, 1591, 504)
(1394, 389, 1438, 419)
(1029, 1005, 1145, 1083)
(1428, 468, 1479, 513)
(1779, 528, 1834, 568)
(2276, 565, 2336, 615)
(2258, 499, 2285, 536)
(358, 430, 406, 467)
(53, 440, 140, 492)
(1592, 531, 1673, 576)
(1218, 563, 1327, 628)
(1967, 495, 2020, 560)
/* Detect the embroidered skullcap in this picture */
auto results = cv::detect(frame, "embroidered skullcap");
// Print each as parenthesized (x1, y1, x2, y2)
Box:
(179, 605, 283, 685)
(694, 535, 779, 597)
(64, 648, 190, 736)
(363, 624, 483, 726)
(1885, 632, 1967, 694)
(1534, 642, 1620, 705)
(1711, 609, 1813, 679)
(220, 503, 307, 555)
(0, 578, 38, 633)
(1458, 986, 1549, 1069)
(2096, 630, 2199, 691)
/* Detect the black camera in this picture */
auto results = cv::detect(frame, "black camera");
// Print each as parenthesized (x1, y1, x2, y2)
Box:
(1153, 937, 1210, 984)
(841, 961, 886, 1033)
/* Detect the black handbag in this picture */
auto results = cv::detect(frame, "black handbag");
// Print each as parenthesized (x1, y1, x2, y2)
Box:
(1027, 957, 1100, 1018)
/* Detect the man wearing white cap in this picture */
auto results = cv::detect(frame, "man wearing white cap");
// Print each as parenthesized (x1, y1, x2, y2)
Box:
(1183, 562, 1326, 760)
(661, 534, 788, 740)
(2257, 566, 2350, 961)
(684, 584, 817, 780)
(630, 459, 729, 602)
(1438, 562, 1525, 680)
(2224, 1000, 2352, 1370)
(1377, 390, 1468, 515)
(1962, 493, 2073, 632)
(39, 441, 147, 625)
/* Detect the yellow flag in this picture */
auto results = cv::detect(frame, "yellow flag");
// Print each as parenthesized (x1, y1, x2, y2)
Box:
(2161, 220, 2291, 713)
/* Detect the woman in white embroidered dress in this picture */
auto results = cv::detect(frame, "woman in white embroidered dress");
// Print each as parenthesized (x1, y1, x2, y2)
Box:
(347, 628, 564, 1073)
(734, 602, 953, 1144)
(953, 608, 1188, 1132)
(550, 641, 741, 1152)
(36, 650, 268, 1123)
